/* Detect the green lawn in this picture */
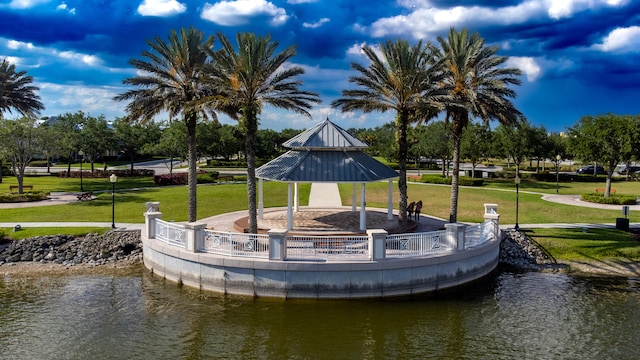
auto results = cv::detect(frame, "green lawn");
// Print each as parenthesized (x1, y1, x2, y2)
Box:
(2, 174, 636, 225)
(525, 228, 640, 262)
(2, 227, 110, 240)
(0, 181, 310, 223)
(340, 181, 639, 225)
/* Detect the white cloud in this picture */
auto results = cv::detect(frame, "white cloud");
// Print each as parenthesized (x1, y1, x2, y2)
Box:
(370, 0, 631, 39)
(201, 0, 289, 26)
(505, 57, 541, 81)
(57, 51, 103, 67)
(137, 0, 187, 17)
(547, 0, 630, 19)
(56, 2, 76, 15)
(287, 0, 318, 3)
(6, 0, 50, 9)
(2, 56, 23, 65)
(7, 40, 36, 51)
(303, 18, 329, 29)
(592, 26, 640, 52)
(39, 83, 124, 117)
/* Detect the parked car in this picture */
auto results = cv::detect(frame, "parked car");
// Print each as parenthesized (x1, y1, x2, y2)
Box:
(577, 165, 605, 175)
(618, 166, 640, 174)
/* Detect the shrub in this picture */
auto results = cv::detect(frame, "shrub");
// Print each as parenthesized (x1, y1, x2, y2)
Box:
(57, 169, 154, 178)
(196, 173, 216, 184)
(153, 171, 209, 186)
(421, 174, 451, 184)
(459, 178, 484, 186)
(154, 172, 188, 186)
(28, 160, 49, 167)
(0, 191, 49, 203)
(419, 174, 483, 186)
(581, 193, 638, 205)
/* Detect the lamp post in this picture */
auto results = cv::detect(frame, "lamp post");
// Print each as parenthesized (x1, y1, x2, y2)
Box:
(78, 150, 84, 191)
(555, 154, 561, 194)
(110, 173, 117, 229)
(514, 176, 521, 230)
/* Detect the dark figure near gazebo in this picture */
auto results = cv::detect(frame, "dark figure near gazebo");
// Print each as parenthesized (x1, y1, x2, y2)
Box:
(414, 200, 423, 221)
(408, 201, 415, 219)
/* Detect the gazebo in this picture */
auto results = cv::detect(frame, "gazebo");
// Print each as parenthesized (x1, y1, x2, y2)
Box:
(255, 118, 399, 231)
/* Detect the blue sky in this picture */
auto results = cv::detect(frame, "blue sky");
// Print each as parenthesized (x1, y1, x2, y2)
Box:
(1, 0, 638, 132)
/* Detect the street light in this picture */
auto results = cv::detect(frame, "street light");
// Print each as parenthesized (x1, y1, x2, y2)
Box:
(110, 173, 117, 229)
(78, 150, 84, 191)
(555, 154, 561, 194)
(514, 176, 521, 230)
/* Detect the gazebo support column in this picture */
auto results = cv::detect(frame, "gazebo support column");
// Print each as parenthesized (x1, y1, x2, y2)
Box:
(294, 182, 299, 212)
(387, 179, 393, 220)
(287, 183, 293, 230)
(258, 178, 264, 220)
(352, 183, 357, 212)
(360, 182, 366, 231)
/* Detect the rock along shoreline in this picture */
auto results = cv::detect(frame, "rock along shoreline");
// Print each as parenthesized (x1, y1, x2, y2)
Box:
(0, 230, 143, 273)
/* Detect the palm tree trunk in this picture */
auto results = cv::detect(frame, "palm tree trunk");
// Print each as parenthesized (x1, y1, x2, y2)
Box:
(186, 113, 198, 222)
(449, 118, 464, 223)
(245, 109, 259, 234)
(397, 114, 408, 224)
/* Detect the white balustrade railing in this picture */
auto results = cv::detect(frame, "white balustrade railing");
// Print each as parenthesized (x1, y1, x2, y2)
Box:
(149, 217, 498, 261)
(464, 221, 495, 249)
(155, 219, 186, 246)
(385, 230, 450, 258)
(203, 230, 269, 258)
(285, 235, 369, 260)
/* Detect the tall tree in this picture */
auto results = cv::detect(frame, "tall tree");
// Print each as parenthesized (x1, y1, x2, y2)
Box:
(146, 120, 188, 178)
(426, 121, 454, 176)
(568, 114, 636, 197)
(205, 32, 320, 233)
(114, 27, 217, 222)
(494, 122, 533, 175)
(437, 28, 525, 223)
(52, 111, 83, 173)
(113, 117, 161, 173)
(0, 59, 44, 119)
(0, 117, 43, 193)
(460, 122, 493, 177)
(332, 39, 443, 224)
(77, 115, 113, 173)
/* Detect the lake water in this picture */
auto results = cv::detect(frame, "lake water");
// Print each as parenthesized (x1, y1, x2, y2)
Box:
(1, 267, 639, 359)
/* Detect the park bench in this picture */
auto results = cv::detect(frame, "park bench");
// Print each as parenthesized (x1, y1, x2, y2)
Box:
(9, 185, 33, 193)
(76, 191, 94, 201)
(595, 188, 616, 194)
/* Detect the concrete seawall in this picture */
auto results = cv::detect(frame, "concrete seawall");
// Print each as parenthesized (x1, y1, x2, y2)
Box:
(142, 237, 499, 299)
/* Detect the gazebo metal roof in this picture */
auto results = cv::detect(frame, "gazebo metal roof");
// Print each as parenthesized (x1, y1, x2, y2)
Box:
(283, 117, 368, 149)
(256, 118, 398, 183)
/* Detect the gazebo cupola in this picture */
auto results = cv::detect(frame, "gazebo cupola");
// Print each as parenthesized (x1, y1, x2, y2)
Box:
(256, 117, 398, 231)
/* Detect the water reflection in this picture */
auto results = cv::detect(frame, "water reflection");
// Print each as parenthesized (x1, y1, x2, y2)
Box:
(1, 269, 639, 359)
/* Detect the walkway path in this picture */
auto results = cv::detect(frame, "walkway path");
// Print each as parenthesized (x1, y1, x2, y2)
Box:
(308, 183, 342, 207)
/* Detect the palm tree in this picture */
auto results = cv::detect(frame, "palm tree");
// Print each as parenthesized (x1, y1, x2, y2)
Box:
(437, 28, 525, 223)
(0, 59, 45, 119)
(332, 39, 443, 224)
(114, 27, 216, 222)
(204, 32, 320, 233)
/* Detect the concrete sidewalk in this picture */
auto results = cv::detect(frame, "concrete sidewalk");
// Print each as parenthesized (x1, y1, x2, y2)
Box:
(308, 183, 342, 207)
(0, 222, 144, 231)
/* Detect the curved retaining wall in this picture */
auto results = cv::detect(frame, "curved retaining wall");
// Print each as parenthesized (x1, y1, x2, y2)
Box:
(142, 238, 500, 299)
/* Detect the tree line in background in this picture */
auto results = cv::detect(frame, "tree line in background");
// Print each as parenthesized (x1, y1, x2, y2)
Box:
(2, 111, 638, 185)
(2, 27, 640, 232)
